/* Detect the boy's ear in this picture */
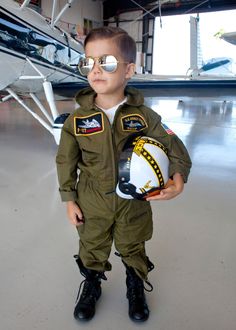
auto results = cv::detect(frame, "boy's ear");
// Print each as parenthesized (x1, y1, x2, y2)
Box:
(125, 63, 136, 79)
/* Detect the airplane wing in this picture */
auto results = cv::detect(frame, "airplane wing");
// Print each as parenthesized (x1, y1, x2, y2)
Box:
(52, 74, 236, 99)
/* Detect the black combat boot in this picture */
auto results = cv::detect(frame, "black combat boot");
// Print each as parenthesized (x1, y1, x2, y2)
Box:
(125, 265, 150, 322)
(74, 255, 106, 321)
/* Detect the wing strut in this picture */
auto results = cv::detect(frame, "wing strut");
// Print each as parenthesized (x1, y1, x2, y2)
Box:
(20, 0, 31, 9)
(20, 58, 59, 121)
(1, 58, 70, 144)
(5, 88, 54, 135)
(51, 0, 76, 28)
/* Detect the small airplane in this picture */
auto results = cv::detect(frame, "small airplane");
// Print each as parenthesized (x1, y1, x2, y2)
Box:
(190, 57, 236, 78)
(1, 1, 236, 144)
(0, 0, 88, 144)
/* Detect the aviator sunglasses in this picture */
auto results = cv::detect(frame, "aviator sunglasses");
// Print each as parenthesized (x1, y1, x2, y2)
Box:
(78, 54, 128, 76)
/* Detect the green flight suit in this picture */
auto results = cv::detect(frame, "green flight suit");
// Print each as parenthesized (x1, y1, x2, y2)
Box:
(56, 86, 192, 279)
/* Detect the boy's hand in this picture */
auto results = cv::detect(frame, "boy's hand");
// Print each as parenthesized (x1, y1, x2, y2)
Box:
(66, 201, 84, 227)
(146, 173, 184, 201)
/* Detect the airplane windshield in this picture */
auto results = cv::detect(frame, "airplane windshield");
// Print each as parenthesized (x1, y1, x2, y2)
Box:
(0, 11, 81, 71)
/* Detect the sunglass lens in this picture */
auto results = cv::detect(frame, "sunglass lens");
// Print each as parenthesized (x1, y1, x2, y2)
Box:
(78, 57, 94, 76)
(100, 55, 118, 73)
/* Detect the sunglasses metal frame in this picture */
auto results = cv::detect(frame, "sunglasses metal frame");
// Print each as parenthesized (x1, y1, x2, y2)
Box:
(78, 54, 128, 76)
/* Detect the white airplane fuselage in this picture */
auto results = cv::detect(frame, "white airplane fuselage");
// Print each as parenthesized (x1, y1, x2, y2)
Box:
(0, 0, 86, 94)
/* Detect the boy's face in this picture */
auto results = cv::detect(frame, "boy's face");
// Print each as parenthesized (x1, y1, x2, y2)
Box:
(84, 38, 135, 99)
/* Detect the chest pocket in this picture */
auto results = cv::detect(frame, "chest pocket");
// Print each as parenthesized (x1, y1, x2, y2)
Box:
(78, 136, 104, 165)
(74, 112, 105, 165)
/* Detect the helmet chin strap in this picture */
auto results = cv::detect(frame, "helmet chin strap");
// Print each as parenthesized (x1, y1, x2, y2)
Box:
(118, 181, 161, 200)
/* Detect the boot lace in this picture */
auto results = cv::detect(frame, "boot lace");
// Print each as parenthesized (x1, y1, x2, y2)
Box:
(127, 280, 145, 303)
(75, 279, 96, 306)
(75, 273, 107, 306)
(76, 279, 97, 305)
(127, 273, 153, 304)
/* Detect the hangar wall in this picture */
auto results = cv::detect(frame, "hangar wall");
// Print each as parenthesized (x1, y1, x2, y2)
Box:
(41, 0, 103, 40)
(107, 10, 154, 73)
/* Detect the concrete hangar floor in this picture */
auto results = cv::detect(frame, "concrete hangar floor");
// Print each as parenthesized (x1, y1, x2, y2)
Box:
(0, 87, 236, 330)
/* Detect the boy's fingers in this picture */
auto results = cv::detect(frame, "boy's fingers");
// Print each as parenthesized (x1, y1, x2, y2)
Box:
(76, 211, 83, 220)
(74, 213, 84, 226)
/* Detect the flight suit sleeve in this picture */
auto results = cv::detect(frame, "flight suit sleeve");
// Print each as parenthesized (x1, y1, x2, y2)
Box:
(144, 108, 192, 183)
(56, 116, 81, 202)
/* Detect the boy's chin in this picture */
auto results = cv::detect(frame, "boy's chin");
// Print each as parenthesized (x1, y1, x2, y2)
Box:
(92, 86, 114, 96)
(91, 83, 107, 94)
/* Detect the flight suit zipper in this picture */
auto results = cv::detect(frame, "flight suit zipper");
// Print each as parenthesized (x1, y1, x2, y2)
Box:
(112, 104, 127, 175)
(101, 104, 125, 211)
(93, 105, 117, 205)
(110, 104, 127, 209)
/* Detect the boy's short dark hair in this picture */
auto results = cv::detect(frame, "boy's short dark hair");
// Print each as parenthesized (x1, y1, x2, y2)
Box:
(84, 26, 137, 63)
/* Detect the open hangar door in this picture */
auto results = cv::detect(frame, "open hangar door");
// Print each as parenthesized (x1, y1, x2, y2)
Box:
(103, 0, 236, 75)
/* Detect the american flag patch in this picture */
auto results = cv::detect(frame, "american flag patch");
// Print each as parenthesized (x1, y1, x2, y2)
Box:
(162, 123, 175, 135)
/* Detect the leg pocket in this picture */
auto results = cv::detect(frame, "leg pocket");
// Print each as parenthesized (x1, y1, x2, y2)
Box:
(115, 199, 153, 246)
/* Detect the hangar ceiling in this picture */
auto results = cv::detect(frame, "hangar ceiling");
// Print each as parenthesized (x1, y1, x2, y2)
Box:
(103, 0, 236, 20)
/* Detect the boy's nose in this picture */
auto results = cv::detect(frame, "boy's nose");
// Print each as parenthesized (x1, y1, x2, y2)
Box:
(91, 61, 102, 74)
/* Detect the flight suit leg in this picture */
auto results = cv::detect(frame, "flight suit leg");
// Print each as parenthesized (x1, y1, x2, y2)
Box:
(76, 177, 115, 272)
(113, 196, 153, 280)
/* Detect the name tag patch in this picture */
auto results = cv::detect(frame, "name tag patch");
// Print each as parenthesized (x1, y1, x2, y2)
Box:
(121, 114, 147, 132)
(74, 113, 104, 136)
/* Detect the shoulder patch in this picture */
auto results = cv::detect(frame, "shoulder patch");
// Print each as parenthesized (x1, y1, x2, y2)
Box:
(121, 114, 147, 132)
(162, 123, 175, 135)
(74, 113, 104, 136)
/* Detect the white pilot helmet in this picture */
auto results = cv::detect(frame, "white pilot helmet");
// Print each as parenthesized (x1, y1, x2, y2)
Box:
(116, 136, 169, 200)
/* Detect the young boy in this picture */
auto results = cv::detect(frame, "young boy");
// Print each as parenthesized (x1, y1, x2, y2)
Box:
(56, 26, 191, 322)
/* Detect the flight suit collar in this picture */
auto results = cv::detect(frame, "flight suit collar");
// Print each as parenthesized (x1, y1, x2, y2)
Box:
(75, 86, 144, 110)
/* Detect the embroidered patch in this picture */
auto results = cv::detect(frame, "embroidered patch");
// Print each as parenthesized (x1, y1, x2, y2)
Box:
(121, 114, 147, 132)
(74, 113, 104, 136)
(162, 123, 175, 135)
